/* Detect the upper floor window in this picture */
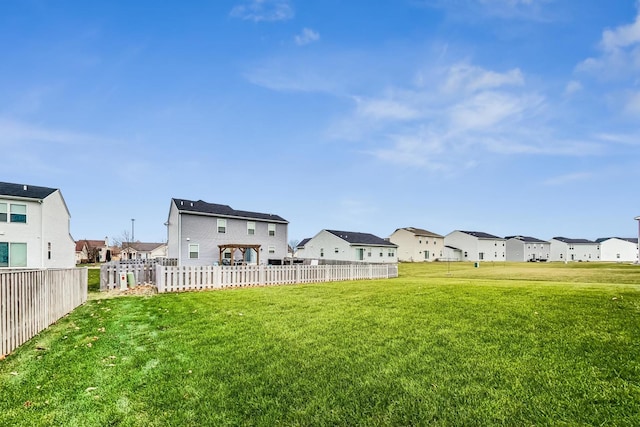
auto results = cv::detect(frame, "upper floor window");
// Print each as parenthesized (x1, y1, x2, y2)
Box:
(1, 203, 26, 223)
(247, 221, 255, 235)
(268, 223, 276, 237)
(10, 204, 27, 223)
(217, 219, 226, 234)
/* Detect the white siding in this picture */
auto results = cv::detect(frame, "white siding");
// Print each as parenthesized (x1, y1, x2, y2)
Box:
(298, 230, 397, 263)
(0, 190, 73, 269)
(599, 238, 638, 262)
(388, 229, 444, 262)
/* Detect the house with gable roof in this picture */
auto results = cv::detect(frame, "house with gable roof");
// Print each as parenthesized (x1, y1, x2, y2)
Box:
(388, 227, 445, 262)
(121, 242, 168, 260)
(444, 230, 506, 262)
(505, 235, 550, 262)
(295, 229, 397, 263)
(549, 237, 600, 262)
(596, 237, 638, 262)
(0, 181, 75, 268)
(166, 198, 288, 266)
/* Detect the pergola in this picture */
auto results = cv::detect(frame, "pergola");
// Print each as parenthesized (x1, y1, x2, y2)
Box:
(218, 244, 261, 265)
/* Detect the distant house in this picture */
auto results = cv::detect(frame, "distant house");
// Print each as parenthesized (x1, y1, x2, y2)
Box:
(505, 236, 550, 262)
(0, 181, 75, 268)
(596, 237, 638, 262)
(444, 230, 506, 262)
(121, 242, 168, 260)
(388, 227, 445, 262)
(295, 229, 398, 263)
(75, 238, 111, 264)
(549, 237, 600, 262)
(166, 198, 288, 266)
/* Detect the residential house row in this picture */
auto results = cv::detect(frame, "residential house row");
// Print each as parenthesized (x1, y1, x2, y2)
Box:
(388, 227, 639, 263)
(1, 180, 637, 269)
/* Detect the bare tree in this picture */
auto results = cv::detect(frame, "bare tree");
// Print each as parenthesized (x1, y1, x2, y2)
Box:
(112, 230, 133, 249)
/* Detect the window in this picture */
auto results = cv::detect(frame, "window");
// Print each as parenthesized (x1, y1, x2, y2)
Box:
(320, 248, 324, 257)
(48, 242, 52, 260)
(10, 204, 27, 223)
(0, 203, 6, 222)
(247, 221, 255, 235)
(188, 244, 199, 259)
(368, 251, 371, 257)
(217, 219, 226, 233)
(617, 253, 621, 259)
(379, 250, 383, 257)
(335, 247, 339, 254)
(0, 242, 27, 267)
(0, 242, 7, 267)
(388, 249, 395, 257)
(268, 246, 275, 254)
(479, 252, 484, 260)
(268, 223, 276, 237)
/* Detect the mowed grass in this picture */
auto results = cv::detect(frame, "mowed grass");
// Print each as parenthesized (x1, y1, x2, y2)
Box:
(1, 263, 640, 426)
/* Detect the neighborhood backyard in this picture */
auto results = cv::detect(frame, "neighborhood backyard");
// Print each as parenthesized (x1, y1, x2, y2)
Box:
(1, 262, 640, 426)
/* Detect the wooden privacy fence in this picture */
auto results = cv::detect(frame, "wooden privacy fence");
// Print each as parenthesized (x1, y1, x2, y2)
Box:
(155, 263, 399, 293)
(1, 268, 88, 357)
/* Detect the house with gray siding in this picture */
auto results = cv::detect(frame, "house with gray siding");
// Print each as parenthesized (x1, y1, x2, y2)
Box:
(549, 237, 600, 262)
(505, 236, 550, 262)
(0, 181, 75, 268)
(444, 230, 506, 262)
(166, 199, 288, 266)
(295, 229, 397, 263)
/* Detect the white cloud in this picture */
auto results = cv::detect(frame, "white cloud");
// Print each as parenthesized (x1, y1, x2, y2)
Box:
(230, 0, 294, 22)
(443, 64, 524, 94)
(564, 80, 582, 95)
(576, 5, 640, 78)
(543, 172, 592, 186)
(294, 28, 320, 46)
(354, 96, 421, 121)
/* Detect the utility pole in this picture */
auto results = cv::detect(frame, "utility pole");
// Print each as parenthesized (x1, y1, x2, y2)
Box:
(635, 216, 640, 264)
(131, 218, 135, 243)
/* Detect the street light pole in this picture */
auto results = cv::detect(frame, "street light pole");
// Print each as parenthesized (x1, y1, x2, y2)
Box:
(131, 218, 135, 243)
(635, 216, 640, 264)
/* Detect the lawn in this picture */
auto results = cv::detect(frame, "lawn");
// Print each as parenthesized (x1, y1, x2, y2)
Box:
(1, 262, 639, 426)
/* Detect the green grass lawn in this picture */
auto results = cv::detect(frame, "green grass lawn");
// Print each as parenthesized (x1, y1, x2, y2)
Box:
(1, 262, 640, 426)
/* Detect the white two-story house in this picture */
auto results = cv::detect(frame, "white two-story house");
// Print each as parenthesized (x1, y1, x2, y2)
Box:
(0, 182, 75, 268)
(549, 237, 600, 262)
(166, 198, 288, 266)
(388, 227, 445, 262)
(596, 237, 638, 262)
(444, 230, 506, 262)
(296, 229, 398, 263)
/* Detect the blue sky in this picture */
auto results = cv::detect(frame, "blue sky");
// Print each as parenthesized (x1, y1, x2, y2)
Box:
(2, 0, 640, 244)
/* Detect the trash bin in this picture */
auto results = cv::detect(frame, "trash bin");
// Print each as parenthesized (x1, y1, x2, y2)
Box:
(474, 262, 479, 268)
(119, 273, 128, 290)
(127, 272, 136, 287)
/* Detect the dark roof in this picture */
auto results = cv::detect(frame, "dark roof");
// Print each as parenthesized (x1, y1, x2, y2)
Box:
(552, 237, 596, 244)
(123, 242, 166, 252)
(505, 235, 548, 243)
(595, 237, 638, 244)
(0, 181, 57, 200)
(398, 227, 444, 238)
(173, 198, 287, 223)
(326, 230, 397, 247)
(445, 245, 461, 251)
(459, 230, 504, 240)
(296, 238, 311, 248)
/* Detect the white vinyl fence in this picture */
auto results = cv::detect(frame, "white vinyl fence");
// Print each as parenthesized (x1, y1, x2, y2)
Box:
(155, 263, 399, 293)
(1, 268, 87, 357)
